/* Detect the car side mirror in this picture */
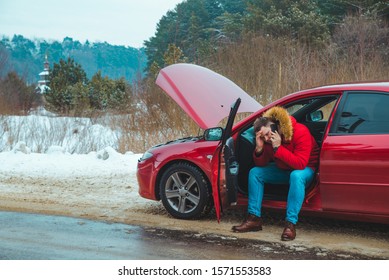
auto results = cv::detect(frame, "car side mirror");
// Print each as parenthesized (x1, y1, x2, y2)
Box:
(204, 127, 223, 141)
(309, 110, 324, 122)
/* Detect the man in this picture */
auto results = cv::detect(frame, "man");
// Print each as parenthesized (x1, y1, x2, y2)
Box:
(232, 106, 319, 241)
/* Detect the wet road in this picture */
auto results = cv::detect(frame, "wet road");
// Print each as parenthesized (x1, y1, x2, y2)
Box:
(0, 211, 378, 260)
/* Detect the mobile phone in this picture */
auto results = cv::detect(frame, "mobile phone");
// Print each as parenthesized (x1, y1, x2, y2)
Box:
(270, 123, 278, 133)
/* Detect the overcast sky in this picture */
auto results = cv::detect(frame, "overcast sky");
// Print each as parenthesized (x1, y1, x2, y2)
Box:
(0, 0, 183, 48)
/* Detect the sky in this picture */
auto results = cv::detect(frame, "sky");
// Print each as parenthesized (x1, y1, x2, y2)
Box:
(0, 0, 183, 48)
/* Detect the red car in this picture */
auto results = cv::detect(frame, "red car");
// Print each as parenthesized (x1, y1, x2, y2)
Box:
(137, 63, 389, 225)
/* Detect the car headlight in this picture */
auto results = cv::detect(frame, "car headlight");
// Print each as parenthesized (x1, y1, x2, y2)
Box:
(139, 151, 154, 162)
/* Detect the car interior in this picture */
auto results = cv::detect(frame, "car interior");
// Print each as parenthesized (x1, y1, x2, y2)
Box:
(233, 95, 339, 201)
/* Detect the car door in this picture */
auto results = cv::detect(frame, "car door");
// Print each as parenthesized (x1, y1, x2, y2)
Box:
(210, 98, 241, 221)
(320, 91, 389, 216)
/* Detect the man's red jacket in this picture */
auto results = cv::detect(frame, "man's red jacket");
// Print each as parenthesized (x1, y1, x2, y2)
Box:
(253, 116, 319, 171)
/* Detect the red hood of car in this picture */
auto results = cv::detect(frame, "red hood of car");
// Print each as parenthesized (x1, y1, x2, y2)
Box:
(156, 63, 262, 129)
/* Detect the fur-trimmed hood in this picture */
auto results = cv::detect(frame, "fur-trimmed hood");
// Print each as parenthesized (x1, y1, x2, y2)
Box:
(263, 106, 293, 141)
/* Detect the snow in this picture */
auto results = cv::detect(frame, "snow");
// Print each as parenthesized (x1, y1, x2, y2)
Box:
(0, 108, 121, 154)
(0, 146, 142, 179)
(0, 110, 146, 206)
(39, 70, 49, 76)
(36, 84, 50, 94)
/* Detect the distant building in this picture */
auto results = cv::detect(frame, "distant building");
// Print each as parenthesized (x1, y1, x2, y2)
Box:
(36, 55, 50, 94)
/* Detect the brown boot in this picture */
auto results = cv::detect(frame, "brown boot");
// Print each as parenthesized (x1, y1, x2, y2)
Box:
(281, 221, 296, 241)
(232, 214, 262, 233)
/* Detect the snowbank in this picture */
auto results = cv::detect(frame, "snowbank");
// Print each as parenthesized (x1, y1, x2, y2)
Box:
(0, 143, 142, 179)
(0, 112, 147, 208)
(0, 111, 120, 154)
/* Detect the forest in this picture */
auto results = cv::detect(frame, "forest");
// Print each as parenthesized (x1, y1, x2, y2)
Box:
(1, 0, 389, 152)
(0, 35, 146, 83)
(145, 0, 389, 69)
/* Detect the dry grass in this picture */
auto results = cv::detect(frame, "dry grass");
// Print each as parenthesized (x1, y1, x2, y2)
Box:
(205, 36, 388, 106)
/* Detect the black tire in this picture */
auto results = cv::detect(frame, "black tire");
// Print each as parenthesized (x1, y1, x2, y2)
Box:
(159, 162, 212, 219)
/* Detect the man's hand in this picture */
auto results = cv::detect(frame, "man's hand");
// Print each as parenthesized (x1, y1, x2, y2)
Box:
(271, 130, 281, 148)
(255, 130, 265, 154)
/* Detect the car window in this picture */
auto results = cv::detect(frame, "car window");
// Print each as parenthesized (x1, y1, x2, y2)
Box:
(318, 100, 337, 121)
(335, 92, 389, 134)
(285, 96, 338, 122)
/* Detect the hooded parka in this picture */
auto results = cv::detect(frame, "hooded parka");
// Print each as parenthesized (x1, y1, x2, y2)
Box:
(253, 106, 319, 171)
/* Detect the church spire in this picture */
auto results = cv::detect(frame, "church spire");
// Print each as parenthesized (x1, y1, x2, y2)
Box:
(44, 54, 49, 71)
(36, 53, 50, 94)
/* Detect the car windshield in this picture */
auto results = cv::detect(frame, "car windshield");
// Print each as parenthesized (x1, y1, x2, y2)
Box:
(285, 96, 338, 121)
(285, 100, 312, 116)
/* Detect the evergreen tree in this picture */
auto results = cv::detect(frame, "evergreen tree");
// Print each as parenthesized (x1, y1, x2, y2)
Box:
(163, 44, 187, 66)
(244, 0, 330, 44)
(46, 58, 88, 114)
(88, 71, 132, 111)
(108, 78, 131, 111)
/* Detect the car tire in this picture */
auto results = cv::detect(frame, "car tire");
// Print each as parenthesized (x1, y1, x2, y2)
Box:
(160, 162, 212, 219)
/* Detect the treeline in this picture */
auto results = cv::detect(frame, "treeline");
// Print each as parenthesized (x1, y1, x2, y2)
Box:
(0, 57, 136, 116)
(0, 35, 146, 116)
(0, 35, 147, 84)
(44, 58, 134, 115)
(145, 0, 389, 70)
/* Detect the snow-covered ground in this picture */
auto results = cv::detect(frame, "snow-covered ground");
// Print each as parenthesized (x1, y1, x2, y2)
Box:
(0, 144, 141, 180)
(0, 108, 122, 154)
(0, 145, 154, 212)
(0, 109, 148, 208)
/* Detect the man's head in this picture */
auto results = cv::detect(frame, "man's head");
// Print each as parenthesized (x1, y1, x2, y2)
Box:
(253, 117, 278, 143)
(258, 106, 294, 141)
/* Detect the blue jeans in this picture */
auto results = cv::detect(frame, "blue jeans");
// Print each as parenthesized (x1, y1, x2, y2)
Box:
(247, 162, 315, 224)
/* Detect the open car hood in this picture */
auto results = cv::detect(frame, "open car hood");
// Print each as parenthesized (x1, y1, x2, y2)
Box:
(156, 63, 262, 129)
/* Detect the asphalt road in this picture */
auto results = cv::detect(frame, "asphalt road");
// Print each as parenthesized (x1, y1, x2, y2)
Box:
(0, 211, 378, 260)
